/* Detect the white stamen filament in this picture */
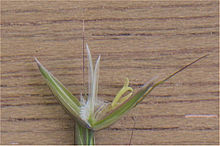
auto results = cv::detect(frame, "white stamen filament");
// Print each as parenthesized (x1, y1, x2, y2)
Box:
(92, 55, 101, 114)
(86, 44, 93, 100)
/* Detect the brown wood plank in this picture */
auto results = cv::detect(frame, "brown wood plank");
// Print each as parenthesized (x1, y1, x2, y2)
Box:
(1, 1, 219, 145)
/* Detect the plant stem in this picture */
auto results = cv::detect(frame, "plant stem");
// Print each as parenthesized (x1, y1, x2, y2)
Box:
(75, 122, 95, 145)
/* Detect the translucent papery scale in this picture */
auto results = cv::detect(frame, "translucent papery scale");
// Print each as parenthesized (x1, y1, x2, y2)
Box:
(94, 100, 111, 121)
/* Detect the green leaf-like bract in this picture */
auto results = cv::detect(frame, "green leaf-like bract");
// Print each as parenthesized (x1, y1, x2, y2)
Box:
(35, 58, 89, 128)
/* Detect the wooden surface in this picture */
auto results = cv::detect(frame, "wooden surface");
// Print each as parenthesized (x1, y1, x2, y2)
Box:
(1, 1, 219, 145)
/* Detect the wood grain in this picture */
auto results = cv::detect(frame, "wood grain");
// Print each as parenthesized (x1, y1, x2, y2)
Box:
(1, 1, 219, 145)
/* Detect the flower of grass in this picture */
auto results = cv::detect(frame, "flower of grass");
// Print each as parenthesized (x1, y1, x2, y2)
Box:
(35, 44, 207, 144)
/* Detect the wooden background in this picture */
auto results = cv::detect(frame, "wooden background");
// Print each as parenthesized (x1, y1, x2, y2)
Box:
(1, 1, 219, 145)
